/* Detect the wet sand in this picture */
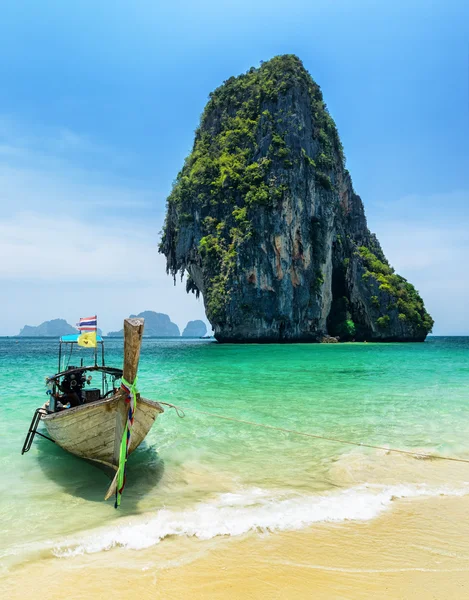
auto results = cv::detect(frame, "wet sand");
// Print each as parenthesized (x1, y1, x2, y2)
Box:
(3, 493, 469, 599)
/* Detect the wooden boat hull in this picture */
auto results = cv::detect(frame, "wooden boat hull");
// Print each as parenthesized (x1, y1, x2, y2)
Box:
(41, 394, 163, 470)
(23, 317, 161, 503)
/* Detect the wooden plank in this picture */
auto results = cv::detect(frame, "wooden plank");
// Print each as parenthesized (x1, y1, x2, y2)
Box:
(123, 317, 144, 384)
(46, 404, 116, 433)
(111, 318, 145, 470)
(63, 422, 117, 450)
(43, 397, 162, 464)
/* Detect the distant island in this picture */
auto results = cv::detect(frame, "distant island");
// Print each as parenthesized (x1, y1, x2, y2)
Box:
(182, 320, 207, 337)
(159, 54, 433, 343)
(17, 313, 210, 339)
(18, 319, 77, 337)
(107, 311, 180, 337)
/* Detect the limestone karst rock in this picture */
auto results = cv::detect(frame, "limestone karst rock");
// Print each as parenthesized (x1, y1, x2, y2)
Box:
(160, 55, 433, 342)
(182, 320, 208, 337)
(107, 311, 180, 337)
(18, 319, 77, 337)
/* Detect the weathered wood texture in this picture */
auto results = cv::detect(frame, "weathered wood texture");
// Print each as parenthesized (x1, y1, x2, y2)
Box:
(42, 317, 163, 473)
(123, 318, 144, 384)
(113, 317, 145, 470)
(42, 396, 163, 469)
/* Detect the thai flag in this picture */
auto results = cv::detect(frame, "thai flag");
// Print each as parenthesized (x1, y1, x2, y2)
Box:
(77, 315, 97, 331)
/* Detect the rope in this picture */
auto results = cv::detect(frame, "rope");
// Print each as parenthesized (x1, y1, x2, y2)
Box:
(115, 376, 138, 508)
(159, 401, 185, 418)
(158, 402, 469, 465)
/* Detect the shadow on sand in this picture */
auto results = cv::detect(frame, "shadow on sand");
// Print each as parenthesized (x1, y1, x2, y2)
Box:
(35, 436, 165, 509)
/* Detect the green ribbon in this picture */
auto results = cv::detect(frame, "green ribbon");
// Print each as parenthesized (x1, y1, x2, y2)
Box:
(115, 376, 138, 508)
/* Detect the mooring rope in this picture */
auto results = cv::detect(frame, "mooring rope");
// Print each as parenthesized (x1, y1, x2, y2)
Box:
(158, 402, 469, 465)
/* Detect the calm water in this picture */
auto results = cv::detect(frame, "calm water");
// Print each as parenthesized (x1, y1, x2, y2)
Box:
(1, 337, 468, 569)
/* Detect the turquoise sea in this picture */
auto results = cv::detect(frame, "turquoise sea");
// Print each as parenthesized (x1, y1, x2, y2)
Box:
(1, 336, 469, 573)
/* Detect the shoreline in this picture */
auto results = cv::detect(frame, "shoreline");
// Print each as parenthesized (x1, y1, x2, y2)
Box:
(3, 336, 469, 599)
(2, 493, 469, 599)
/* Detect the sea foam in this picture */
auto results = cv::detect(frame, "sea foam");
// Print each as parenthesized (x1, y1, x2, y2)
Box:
(53, 482, 469, 557)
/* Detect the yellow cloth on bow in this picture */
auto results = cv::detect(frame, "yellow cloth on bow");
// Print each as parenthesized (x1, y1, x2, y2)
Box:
(77, 331, 97, 348)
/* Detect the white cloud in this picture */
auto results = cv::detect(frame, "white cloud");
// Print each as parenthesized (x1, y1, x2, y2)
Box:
(0, 115, 136, 170)
(0, 212, 160, 282)
(368, 191, 469, 335)
(0, 117, 210, 335)
(0, 116, 466, 336)
(0, 159, 159, 218)
(0, 211, 209, 335)
(374, 221, 468, 271)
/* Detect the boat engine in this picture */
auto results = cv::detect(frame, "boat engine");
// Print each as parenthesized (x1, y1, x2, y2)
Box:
(59, 367, 87, 406)
(62, 367, 86, 392)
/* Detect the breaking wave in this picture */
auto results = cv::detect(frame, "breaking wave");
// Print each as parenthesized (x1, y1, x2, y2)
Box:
(53, 482, 469, 557)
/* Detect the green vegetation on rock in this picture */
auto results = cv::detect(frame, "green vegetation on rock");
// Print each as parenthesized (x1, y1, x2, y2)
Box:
(160, 55, 344, 324)
(159, 54, 434, 343)
(358, 247, 434, 336)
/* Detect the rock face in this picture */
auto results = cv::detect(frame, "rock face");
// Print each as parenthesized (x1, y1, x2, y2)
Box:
(107, 311, 180, 337)
(182, 320, 208, 337)
(160, 55, 433, 343)
(18, 319, 77, 337)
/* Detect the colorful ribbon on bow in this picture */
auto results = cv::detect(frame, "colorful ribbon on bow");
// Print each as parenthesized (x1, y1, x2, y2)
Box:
(115, 376, 138, 508)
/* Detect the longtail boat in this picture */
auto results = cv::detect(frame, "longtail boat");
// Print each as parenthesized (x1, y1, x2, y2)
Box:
(22, 318, 163, 505)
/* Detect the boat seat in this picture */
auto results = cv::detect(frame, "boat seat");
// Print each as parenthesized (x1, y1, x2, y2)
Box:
(82, 388, 101, 404)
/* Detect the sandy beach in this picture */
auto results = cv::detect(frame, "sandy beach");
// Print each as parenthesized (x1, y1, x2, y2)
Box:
(3, 491, 469, 600)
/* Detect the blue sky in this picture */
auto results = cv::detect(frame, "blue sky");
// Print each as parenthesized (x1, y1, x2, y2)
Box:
(0, 0, 468, 335)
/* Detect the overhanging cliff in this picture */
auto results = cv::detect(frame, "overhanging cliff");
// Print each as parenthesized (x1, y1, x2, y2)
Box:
(159, 55, 433, 342)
